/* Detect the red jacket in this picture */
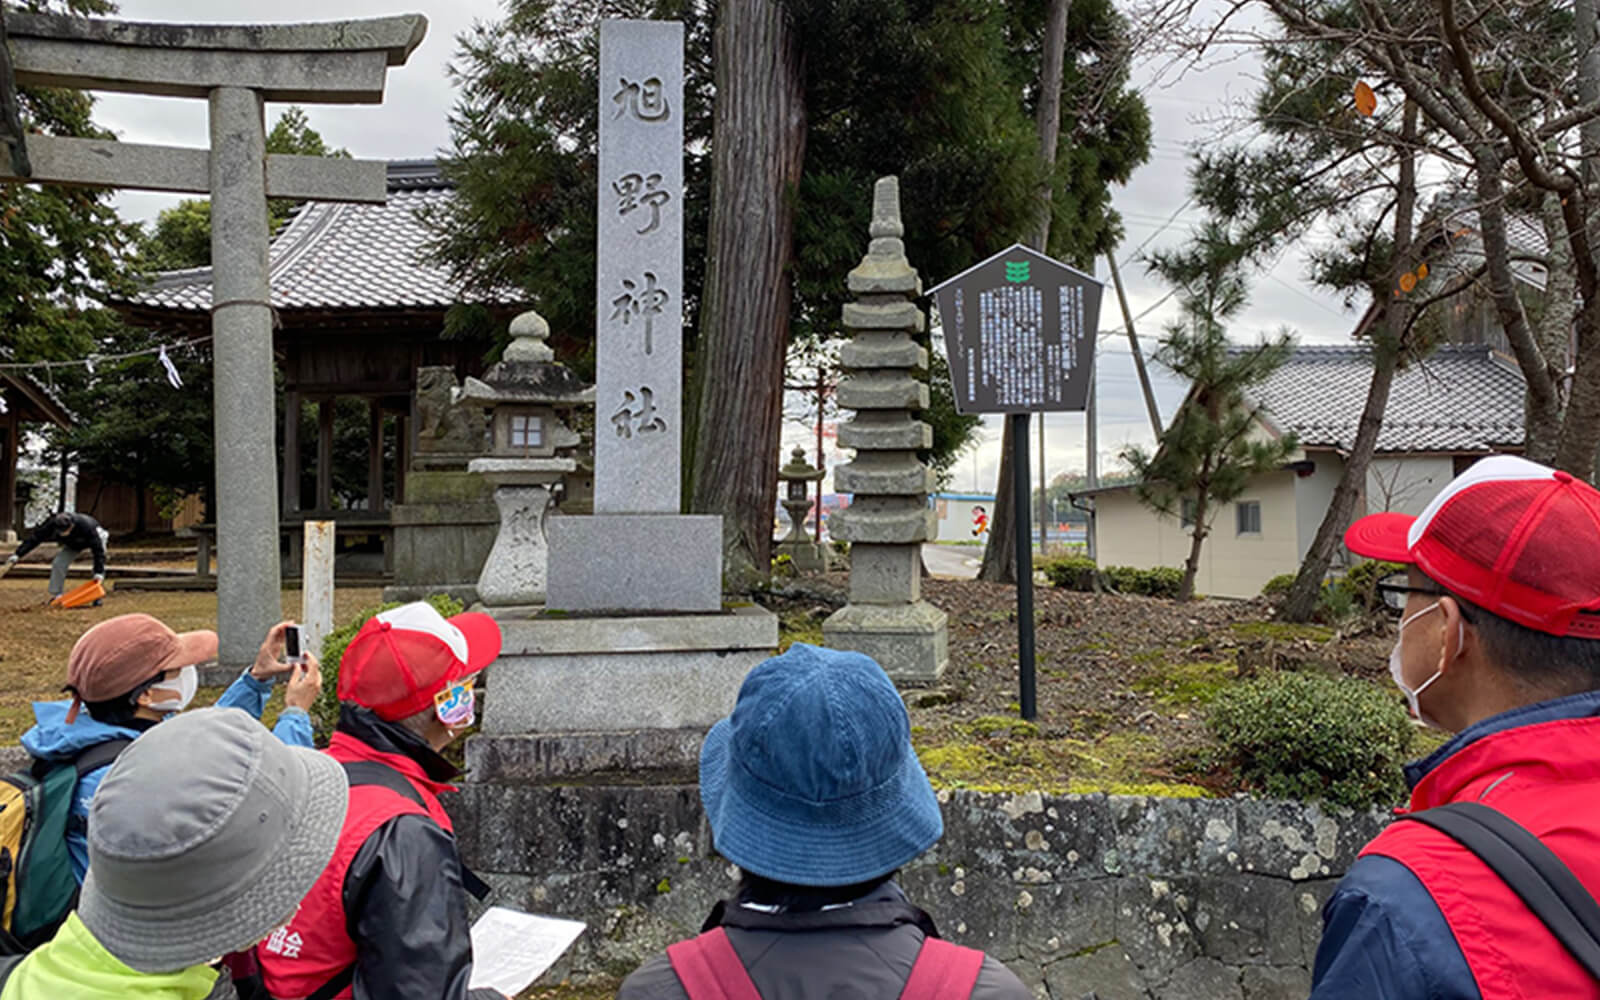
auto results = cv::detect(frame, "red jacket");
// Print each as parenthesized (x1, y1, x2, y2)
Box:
(256, 709, 491, 1000)
(1359, 709, 1600, 998)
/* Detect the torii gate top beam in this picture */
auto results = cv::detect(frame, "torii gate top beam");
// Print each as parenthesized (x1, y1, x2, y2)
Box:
(5, 12, 426, 104)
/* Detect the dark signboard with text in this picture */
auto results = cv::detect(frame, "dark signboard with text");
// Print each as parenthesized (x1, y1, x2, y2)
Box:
(929, 244, 1104, 415)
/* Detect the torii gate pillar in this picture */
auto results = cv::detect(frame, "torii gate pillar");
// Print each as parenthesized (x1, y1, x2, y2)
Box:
(0, 9, 426, 665)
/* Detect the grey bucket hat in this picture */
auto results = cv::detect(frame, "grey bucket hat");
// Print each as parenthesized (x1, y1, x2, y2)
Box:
(78, 707, 348, 973)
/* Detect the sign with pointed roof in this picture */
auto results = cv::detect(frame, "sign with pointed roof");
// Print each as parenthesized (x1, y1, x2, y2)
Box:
(928, 243, 1104, 414)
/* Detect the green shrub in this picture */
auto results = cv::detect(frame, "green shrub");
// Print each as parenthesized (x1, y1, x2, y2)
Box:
(1104, 565, 1184, 599)
(313, 593, 465, 734)
(1208, 671, 1413, 809)
(1336, 559, 1406, 611)
(1261, 573, 1296, 601)
(1042, 555, 1100, 591)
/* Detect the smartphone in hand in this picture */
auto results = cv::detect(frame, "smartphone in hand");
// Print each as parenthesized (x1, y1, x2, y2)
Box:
(284, 624, 306, 665)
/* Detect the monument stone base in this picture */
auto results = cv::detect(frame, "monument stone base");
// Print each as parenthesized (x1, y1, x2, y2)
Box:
(384, 466, 499, 606)
(547, 514, 723, 613)
(481, 604, 776, 746)
(823, 599, 949, 683)
(776, 540, 830, 574)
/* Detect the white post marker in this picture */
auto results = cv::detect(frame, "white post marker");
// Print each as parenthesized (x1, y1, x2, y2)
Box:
(300, 520, 335, 663)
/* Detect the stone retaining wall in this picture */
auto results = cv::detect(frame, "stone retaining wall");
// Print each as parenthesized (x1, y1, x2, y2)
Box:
(448, 784, 1390, 999)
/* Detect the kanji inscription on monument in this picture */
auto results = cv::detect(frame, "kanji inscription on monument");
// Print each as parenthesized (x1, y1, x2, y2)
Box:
(928, 243, 1104, 415)
(595, 19, 683, 512)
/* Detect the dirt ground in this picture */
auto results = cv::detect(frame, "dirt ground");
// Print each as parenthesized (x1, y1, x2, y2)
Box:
(762, 574, 1397, 798)
(0, 577, 386, 742)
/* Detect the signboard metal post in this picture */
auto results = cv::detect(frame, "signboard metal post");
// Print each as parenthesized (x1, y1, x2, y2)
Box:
(1011, 412, 1037, 719)
(929, 244, 1104, 722)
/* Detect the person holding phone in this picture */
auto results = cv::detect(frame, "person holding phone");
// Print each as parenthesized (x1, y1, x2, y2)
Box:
(19, 615, 322, 883)
(256, 601, 505, 1000)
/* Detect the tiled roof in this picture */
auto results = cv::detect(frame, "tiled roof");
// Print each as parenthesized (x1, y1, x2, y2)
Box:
(122, 160, 518, 313)
(1242, 344, 1525, 453)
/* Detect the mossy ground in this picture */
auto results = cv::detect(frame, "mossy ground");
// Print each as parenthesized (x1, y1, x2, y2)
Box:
(761, 577, 1402, 802)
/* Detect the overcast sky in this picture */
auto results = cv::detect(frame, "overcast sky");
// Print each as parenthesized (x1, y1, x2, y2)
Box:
(91, 0, 1360, 497)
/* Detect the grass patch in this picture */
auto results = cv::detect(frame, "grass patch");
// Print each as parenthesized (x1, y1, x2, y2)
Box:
(0, 579, 386, 744)
(1229, 621, 1336, 644)
(966, 715, 1040, 739)
(1132, 660, 1236, 707)
(777, 611, 825, 652)
(916, 729, 1210, 798)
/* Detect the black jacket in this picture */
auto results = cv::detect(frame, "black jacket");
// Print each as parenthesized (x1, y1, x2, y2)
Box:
(14, 513, 106, 576)
(337, 708, 501, 1000)
(618, 882, 1031, 1000)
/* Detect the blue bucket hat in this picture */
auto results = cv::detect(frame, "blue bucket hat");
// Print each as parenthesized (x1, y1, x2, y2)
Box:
(699, 643, 943, 886)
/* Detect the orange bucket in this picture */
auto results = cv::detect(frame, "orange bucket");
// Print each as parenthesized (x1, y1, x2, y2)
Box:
(51, 579, 105, 609)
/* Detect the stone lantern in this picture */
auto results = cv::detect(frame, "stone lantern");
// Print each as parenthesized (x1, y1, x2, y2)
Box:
(455, 309, 594, 609)
(776, 446, 829, 573)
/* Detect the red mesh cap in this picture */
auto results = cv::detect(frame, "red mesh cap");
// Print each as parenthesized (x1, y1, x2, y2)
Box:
(1345, 456, 1600, 638)
(337, 602, 502, 721)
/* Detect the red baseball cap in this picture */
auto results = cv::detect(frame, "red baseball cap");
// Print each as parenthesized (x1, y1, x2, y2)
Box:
(1345, 455, 1600, 638)
(337, 602, 502, 721)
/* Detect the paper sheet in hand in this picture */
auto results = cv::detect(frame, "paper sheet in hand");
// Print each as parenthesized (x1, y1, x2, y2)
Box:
(468, 906, 587, 996)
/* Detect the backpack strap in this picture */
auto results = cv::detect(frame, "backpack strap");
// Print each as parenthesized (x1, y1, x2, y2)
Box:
(667, 927, 763, 1000)
(1398, 801, 1600, 982)
(57, 738, 134, 837)
(899, 937, 987, 1000)
(339, 760, 426, 808)
(72, 738, 133, 778)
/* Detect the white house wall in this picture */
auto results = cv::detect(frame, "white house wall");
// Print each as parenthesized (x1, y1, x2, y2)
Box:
(1367, 456, 1455, 516)
(932, 496, 995, 543)
(1093, 470, 1301, 599)
(1295, 452, 1345, 563)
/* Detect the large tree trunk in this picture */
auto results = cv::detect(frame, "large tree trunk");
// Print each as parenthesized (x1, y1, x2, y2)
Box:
(688, 0, 806, 593)
(1279, 100, 1418, 623)
(977, 0, 1069, 584)
(978, 420, 1020, 583)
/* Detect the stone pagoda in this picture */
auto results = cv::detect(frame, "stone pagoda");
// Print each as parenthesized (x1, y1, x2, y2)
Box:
(823, 177, 948, 682)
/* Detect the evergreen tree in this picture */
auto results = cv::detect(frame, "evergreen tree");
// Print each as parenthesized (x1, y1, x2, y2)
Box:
(1121, 227, 1299, 602)
(427, 0, 1149, 587)
(0, 0, 141, 365)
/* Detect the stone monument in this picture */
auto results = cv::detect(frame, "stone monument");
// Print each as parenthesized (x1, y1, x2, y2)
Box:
(0, 9, 424, 666)
(384, 367, 498, 605)
(456, 309, 591, 609)
(775, 447, 829, 574)
(822, 177, 949, 682)
(470, 20, 775, 782)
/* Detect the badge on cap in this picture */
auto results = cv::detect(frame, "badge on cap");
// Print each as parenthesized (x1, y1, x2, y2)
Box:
(434, 680, 475, 729)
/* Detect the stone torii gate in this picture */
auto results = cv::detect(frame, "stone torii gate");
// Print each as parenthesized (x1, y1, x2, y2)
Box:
(0, 8, 426, 665)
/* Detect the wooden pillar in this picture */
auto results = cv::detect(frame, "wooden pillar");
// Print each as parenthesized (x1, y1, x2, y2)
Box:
(395, 412, 409, 506)
(367, 399, 384, 512)
(0, 414, 16, 540)
(316, 397, 335, 514)
(282, 388, 301, 514)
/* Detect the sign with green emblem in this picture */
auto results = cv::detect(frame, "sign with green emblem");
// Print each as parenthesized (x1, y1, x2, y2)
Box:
(928, 243, 1103, 415)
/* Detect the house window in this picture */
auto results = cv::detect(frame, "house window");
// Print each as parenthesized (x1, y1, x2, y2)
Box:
(1236, 500, 1262, 536)
(1180, 498, 1197, 529)
(510, 414, 543, 450)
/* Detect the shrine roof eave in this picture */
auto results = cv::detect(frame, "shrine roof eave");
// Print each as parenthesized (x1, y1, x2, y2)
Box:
(1, 372, 73, 427)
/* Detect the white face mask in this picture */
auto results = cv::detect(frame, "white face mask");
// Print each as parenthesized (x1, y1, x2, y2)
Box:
(146, 664, 198, 714)
(1388, 602, 1459, 729)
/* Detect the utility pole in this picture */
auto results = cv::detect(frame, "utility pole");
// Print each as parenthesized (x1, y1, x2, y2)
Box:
(1037, 412, 1048, 553)
(1107, 252, 1163, 439)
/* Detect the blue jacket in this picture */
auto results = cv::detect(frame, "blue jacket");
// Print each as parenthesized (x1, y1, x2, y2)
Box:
(1309, 689, 1600, 999)
(18, 670, 314, 884)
